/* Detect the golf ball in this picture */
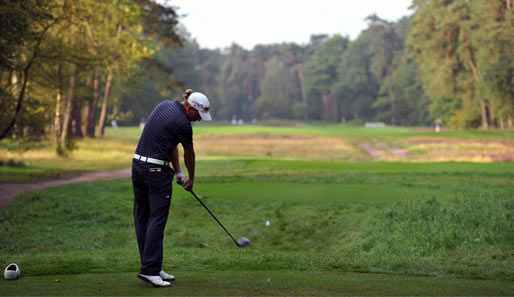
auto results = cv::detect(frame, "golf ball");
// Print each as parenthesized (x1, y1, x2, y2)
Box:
(266, 220, 270, 227)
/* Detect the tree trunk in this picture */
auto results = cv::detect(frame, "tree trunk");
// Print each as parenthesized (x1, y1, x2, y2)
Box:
(60, 4, 76, 147)
(98, 23, 122, 136)
(98, 67, 113, 136)
(85, 69, 100, 137)
(387, 72, 396, 126)
(0, 69, 29, 140)
(331, 98, 338, 123)
(480, 100, 489, 130)
(72, 97, 83, 138)
(61, 67, 76, 145)
(489, 100, 497, 128)
(297, 68, 308, 120)
(321, 91, 330, 122)
(0, 17, 56, 140)
(54, 65, 63, 149)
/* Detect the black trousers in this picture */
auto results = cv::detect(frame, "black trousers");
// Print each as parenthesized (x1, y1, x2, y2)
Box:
(132, 159, 174, 275)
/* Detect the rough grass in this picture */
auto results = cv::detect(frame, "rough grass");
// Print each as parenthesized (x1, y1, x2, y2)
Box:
(363, 196, 514, 258)
(1, 161, 513, 275)
(194, 133, 365, 160)
(1, 125, 513, 182)
(1, 158, 513, 294)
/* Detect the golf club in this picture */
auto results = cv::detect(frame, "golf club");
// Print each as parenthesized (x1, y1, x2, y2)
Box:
(188, 190, 250, 248)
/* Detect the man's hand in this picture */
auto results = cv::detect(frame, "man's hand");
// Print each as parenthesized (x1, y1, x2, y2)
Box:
(176, 172, 186, 185)
(183, 178, 193, 192)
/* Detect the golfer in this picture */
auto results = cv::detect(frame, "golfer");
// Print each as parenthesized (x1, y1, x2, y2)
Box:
(132, 89, 211, 287)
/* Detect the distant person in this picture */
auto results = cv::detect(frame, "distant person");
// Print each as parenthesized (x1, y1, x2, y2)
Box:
(111, 119, 118, 128)
(434, 118, 442, 132)
(132, 89, 212, 287)
(139, 117, 146, 130)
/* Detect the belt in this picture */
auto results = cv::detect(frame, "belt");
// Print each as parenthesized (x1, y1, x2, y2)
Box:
(133, 153, 169, 166)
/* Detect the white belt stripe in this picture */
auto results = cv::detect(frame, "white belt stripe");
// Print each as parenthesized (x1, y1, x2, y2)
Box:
(134, 154, 169, 166)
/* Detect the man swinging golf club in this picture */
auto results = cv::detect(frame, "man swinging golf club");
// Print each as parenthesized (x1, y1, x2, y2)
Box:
(132, 89, 211, 287)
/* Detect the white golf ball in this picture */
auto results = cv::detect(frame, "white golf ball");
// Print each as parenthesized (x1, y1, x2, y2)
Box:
(266, 220, 270, 227)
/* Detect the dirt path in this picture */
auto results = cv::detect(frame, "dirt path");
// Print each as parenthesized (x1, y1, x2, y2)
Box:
(0, 168, 131, 210)
(358, 141, 409, 161)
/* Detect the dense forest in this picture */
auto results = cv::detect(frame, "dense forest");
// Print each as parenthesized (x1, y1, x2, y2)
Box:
(1, 0, 513, 153)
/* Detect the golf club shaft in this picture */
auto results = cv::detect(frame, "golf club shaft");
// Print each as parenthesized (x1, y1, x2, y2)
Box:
(190, 191, 239, 246)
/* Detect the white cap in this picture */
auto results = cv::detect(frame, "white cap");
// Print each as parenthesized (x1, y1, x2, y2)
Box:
(187, 92, 212, 121)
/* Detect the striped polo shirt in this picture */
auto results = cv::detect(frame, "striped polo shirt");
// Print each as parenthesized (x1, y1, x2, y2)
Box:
(135, 100, 193, 161)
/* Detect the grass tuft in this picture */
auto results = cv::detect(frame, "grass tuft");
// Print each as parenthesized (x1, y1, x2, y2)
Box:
(362, 196, 514, 258)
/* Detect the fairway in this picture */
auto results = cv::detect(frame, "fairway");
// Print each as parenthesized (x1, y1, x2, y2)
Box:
(1, 126, 513, 295)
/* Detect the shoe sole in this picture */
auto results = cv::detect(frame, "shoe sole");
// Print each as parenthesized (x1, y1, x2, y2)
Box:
(137, 274, 170, 287)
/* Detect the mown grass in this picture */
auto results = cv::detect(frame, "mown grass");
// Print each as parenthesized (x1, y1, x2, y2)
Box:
(3, 271, 513, 296)
(1, 160, 513, 295)
(2, 271, 513, 296)
(1, 125, 513, 182)
(1, 125, 513, 295)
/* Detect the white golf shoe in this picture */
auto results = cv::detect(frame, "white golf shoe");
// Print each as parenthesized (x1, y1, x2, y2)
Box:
(160, 270, 176, 281)
(137, 273, 170, 287)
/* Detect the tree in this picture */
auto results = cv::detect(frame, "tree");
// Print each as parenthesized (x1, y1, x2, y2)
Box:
(372, 17, 431, 126)
(303, 35, 349, 121)
(332, 30, 380, 123)
(409, 0, 513, 129)
(215, 44, 253, 120)
(254, 56, 301, 119)
(0, 0, 54, 140)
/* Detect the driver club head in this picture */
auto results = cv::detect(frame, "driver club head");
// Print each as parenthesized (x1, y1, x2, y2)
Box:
(237, 237, 250, 247)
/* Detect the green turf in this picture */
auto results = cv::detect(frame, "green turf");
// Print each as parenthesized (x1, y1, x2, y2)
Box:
(1, 124, 513, 295)
(2, 125, 513, 182)
(109, 125, 514, 140)
(1, 271, 513, 296)
(1, 160, 513, 295)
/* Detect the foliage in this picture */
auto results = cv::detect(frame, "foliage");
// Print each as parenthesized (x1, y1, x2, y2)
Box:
(409, 0, 514, 129)
(0, 0, 182, 150)
(0, 0, 52, 70)
(254, 56, 301, 119)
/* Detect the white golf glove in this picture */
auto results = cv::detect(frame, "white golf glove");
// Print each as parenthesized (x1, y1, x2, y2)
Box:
(176, 172, 186, 186)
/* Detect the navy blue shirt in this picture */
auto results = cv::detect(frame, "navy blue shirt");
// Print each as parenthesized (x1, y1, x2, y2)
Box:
(135, 100, 193, 161)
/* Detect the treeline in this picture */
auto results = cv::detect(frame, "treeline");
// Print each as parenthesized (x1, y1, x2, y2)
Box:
(0, 0, 182, 153)
(123, 0, 513, 129)
(123, 16, 431, 126)
(2, 1, 513, 153)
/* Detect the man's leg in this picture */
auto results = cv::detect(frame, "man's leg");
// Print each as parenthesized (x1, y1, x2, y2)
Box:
(133, 163, 150, 264)
(140, 166, 173, 275)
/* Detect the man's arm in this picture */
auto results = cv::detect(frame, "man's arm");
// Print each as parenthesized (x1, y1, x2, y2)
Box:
(183, 146, 195, 191)
(170, 146, 181, 173)
(171, 146, 186, 185)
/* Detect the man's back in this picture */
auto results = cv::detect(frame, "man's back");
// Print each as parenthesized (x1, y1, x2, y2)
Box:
(135, 100, 193, 161)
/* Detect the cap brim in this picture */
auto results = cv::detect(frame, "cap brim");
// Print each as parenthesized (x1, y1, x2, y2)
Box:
(199, 111, 212, 121)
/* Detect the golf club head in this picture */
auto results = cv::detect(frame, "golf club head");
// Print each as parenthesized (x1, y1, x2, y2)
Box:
(237, 237, 250, 247)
